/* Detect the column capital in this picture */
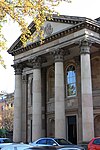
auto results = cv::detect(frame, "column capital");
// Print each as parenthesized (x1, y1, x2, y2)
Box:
(12, 63, 23, 75)
(29, 56, 42, 69)
(51, 48, 65, 62)
(80, 38, 92, 54)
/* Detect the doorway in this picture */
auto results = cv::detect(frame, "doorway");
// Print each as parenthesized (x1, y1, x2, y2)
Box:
(67, 116, 77, 144)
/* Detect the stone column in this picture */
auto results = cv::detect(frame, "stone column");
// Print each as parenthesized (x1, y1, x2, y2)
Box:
(13, 64, 23, 143)
(32, 57, 42, 141)
(22, 75, 28, 143)
(41, 68, 46, 137)
(80, 39, 94, 142)
(54, 49, 66, 139)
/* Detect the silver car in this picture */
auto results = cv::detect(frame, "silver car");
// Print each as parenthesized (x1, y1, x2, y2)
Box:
(25, 146, 84, 150)
(29, 138, 85, 150)
(0, 138, 13, 149)
(1, 143, 33, 150)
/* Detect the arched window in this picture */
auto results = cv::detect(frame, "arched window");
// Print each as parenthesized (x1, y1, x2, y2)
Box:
(66, 65, 76, 97)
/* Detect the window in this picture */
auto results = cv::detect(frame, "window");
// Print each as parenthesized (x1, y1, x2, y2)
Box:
(11, 103, 13, 107)
(46, 139, 55, 145)
(1, 106, 4, 111)
(55, 138, 71, 145)
(93, 139, 100, 145)
(66, 65, 76, 97)
(36, 139, 47, 144)
(6, 103, 9, 107)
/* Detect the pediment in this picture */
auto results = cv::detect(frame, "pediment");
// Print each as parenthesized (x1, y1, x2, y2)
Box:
(26, 20, 73, 45)
(8, 14, 100, 55)
(8, 15, 85, 53)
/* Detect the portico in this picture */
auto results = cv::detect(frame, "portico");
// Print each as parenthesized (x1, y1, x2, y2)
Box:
(8, 15, 100, 144)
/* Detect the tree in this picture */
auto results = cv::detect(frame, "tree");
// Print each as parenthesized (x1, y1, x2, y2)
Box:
(2, 107, 13, 131)
(0, 0, 71, 66)
(0, 129, 7, 137)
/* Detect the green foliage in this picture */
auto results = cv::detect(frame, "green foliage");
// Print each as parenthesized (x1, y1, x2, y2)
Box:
(0, 128, 7, 137)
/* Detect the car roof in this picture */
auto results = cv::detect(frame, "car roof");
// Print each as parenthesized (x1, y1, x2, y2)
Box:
(91, 137, 100, 140)
(36, 138, 65, 140)
(94, 137, 100, 139)
(35, 138, 54, 141)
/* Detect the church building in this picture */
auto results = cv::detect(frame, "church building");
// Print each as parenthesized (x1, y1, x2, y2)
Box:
(8, 15, 100, 144)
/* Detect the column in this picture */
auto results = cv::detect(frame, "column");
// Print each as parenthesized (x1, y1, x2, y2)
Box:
(13, 64, 23, 143)
(22, 75, 28, 143)
(80, 39, 94, 142)
(41, 68, 46, 137)
(32, 57, 42, 141)
(54, 49, 66, 139)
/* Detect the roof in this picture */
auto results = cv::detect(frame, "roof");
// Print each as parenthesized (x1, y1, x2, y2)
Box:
(95, 17, 100, 24)
(7, 14, 100, 56)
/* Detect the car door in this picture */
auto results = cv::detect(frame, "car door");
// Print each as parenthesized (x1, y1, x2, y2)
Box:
(92, 138, 100, 150)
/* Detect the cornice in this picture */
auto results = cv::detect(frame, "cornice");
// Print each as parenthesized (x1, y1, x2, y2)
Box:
(47, 14, 85, 24)
(8, 19, 100, 56)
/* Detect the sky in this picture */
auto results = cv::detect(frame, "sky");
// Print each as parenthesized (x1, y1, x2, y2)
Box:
(0, 0, 100, 94)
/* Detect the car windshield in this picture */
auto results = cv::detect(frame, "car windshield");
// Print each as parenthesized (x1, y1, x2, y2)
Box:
(54, 139, 72, 145)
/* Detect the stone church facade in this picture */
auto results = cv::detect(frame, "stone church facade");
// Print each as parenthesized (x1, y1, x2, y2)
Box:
(8, 15, 100, 144)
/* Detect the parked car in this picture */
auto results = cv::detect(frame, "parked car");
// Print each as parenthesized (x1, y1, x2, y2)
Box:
(0, 138, 13, 149)
(88, 137, 100, 150)
(29, 138, 85, 150)
(25, 146, 84, 150)
(1, 143, 33, 150)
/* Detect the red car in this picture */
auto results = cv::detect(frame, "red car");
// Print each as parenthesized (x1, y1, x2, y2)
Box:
(88, 137, 100, 150)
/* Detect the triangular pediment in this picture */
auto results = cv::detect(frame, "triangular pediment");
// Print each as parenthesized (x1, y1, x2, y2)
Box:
(26, 20, 74, 45)
(37, 14, 86, 38)
(26, 14, 88, 45)
(8, 15, 86, 54)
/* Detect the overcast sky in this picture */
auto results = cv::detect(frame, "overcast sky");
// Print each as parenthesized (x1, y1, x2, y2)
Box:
(0, 0, 100, 93)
